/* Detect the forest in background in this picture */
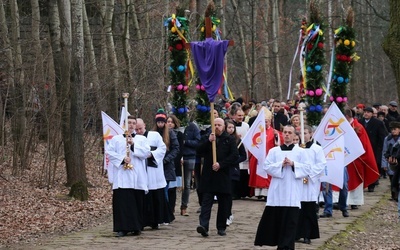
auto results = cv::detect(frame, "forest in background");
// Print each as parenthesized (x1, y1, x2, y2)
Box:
(0, 0, 396, 196)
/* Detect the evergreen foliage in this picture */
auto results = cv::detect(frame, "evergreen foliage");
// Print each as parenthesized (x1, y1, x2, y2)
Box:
(166, 8, 190, 125)
(330, 8, 358, 112)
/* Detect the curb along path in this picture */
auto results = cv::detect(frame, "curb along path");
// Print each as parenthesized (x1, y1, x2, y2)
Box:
(8, 182, 390, 250)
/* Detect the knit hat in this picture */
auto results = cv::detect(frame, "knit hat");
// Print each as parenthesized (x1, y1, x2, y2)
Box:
(356, 103, 365, 109)
(155, 108, 167, 123)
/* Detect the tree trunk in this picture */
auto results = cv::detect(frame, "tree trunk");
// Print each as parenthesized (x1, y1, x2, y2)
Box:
(130, 2, 142, 41)
(382, 0, 400, 100)
(271, 0, 282, 99)
(101, 0, 119, 119)
(10, 0, 28, 174)
(31, 0, 48, 141)
(0, 0, 14, 148)
(82, 0, 100, 90)
(359, 2, 369, 102)
(122, 0, 134, 89)
(231, 0, 251, 99)
(366, 5, 375, 101)
(56, 0, 74, 186)
(262, 0, 271, 101)
(250, 0, 256, 100)
(31, 0, 43, 85)
(69, 0, 88, 200)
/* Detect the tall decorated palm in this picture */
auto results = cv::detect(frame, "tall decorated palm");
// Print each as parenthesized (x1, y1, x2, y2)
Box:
(302, 1, 326, 126)
(329, 7, 358, 111)
(165, 8, 191, 125)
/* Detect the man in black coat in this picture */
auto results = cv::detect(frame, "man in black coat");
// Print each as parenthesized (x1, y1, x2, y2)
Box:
(272, 100, 288, 131)
(196, 118, 239, 237)
(387, 101, 400, 123)
(359, 107, 388, 191)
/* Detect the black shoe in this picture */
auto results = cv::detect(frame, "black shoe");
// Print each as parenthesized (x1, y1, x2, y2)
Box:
(217, 229, 226, 236)
(368, 187, 375, 192)
(333, 203, 339, 210)
(351, 205, 358, 209)
(303, 238, 311, 244)
(131, 230, 141, 236)
(197, 225, 209, 237)
(152, 224, 159, 230)
(342, 210, 349, 217)
(319, 212, 332, 218)
(116, 231, 127, 237)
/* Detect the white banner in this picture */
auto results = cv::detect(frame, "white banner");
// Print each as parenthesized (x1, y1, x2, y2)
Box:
(313, 102, 364, 186)
(102, 111, 124, 182)
(241, 109, 267, 177)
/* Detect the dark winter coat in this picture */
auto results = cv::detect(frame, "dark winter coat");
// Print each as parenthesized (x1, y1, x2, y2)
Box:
(163, 129, 180, 182)
(182, 122, 201, 160)
(230, 140, 247, 181)
(196, 131, 239, 194)
(359, 117, 388, 166)
(172, 129, 184, 177)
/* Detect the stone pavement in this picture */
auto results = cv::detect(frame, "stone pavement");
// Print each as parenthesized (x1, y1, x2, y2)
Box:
(10, 181, 390, 250)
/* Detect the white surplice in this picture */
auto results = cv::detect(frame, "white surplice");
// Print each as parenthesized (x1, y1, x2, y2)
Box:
(301, 143, 326, 202)
(145, 131, 167, 190)
(264, 144, 310, 208)
(107, 134, 151, 192)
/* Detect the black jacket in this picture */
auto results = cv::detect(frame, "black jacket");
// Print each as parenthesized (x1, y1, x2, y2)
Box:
(230, 139, 247, 181)
(196, 131, 239, 194)
(182, 122, 201, 160)
(162, 129, 180, 182)
(359, 117, 388, 166)
(273, 112, 288, 131)
(172, 129, 184, 177)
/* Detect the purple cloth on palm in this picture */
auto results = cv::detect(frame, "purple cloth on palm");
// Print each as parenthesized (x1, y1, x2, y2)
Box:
(191, 38, 230, 102)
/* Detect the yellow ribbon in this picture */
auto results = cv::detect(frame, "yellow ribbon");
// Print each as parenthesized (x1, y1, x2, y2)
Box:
(306, 23, 314, 32)
(351, 53, 360, 62)
(334, 27, 343, 35)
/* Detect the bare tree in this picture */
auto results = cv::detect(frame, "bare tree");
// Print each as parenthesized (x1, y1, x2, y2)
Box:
(122, 0, 134, 88)
(382, 0, 400, 99)
(82, 0, 102, 107)
(68, 0, 88, 200)
(55, 0, 74, 188)
(100, 0, 119, 119)
(261, 0, 271, 100)
(0, 0, 14, 148)
(10, 0, 28, 174)
(231, 0, 251, 98)
(271, 0, 282, 99)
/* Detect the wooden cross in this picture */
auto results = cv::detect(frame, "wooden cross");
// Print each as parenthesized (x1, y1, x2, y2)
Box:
(184, 16, 234, 164)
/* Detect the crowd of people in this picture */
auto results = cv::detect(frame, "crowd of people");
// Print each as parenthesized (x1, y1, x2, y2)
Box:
(106, 97, 400, 250)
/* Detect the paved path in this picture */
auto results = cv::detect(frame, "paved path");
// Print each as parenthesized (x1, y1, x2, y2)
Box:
(8, 181, 390, 250)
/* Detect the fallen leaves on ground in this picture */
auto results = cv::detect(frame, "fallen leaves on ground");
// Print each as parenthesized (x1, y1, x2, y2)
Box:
(0, 143, 112, 248)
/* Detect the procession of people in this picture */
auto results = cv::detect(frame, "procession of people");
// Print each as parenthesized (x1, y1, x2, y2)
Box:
(105, 97, 399, 250)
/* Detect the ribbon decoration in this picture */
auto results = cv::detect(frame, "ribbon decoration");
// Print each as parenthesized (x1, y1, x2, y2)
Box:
(324, 45, 335, 102)
(287, 29, 303, 100)
(165, 14, 195, 86)
(214, 26, 234, 101)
